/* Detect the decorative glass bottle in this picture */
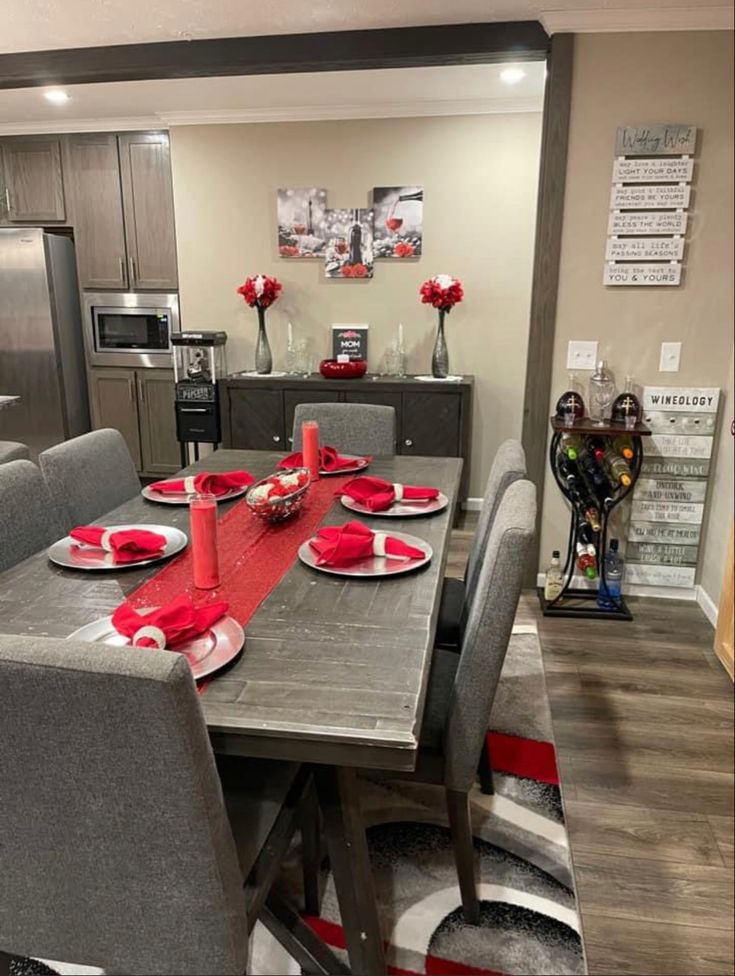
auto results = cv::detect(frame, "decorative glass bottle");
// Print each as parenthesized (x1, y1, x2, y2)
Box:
(431, 309, 449, 378)
(611, 375, 642, 430)
(254, 306, 273, 375)
(555, 371, 586, 426)
(588, 359, 616, 427)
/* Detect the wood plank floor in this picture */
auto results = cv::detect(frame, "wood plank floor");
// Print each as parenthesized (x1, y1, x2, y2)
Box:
(448, 515, 735, 976)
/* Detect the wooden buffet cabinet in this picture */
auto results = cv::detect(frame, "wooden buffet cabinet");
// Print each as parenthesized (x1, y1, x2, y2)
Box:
(220, 373, 474, 502)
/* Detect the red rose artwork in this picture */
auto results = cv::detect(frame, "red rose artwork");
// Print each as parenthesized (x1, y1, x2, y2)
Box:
(279, 245, 301, 258)
(340, 263, 369, 278)
(394, 242, 415, 258)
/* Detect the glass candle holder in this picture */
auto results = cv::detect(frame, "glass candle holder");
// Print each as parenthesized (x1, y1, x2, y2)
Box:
(189, 492, 219, 589)
(302, 420, 320, 482)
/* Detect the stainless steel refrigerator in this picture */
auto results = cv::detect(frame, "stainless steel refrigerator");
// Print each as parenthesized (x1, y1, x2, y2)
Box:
(0, 228, 90, 457)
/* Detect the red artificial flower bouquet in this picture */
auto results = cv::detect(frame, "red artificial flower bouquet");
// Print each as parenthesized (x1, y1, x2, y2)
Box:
(419, 274, 464, 312)
(236, 274, 282, 309)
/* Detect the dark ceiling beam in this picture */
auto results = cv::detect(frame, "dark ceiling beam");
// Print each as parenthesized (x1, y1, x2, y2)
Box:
(0, 21, 549, 90)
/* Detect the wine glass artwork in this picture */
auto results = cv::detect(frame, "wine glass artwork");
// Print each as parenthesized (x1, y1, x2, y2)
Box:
(372, 186, 423, 259)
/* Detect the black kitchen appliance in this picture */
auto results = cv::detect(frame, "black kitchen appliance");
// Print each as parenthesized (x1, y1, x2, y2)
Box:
(172, 331, 227, 461)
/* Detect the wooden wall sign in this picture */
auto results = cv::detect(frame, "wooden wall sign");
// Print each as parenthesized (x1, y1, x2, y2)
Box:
(605, 123, 696, 287)
(626, 385, 720, 588)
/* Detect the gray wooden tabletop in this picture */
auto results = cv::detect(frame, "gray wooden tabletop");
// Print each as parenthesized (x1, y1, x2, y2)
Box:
(0, 450, 461, 772)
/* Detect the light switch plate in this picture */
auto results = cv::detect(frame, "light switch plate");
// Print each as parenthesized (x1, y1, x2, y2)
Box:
(660, 341, 682, 372)
(567, 341, 598, 370)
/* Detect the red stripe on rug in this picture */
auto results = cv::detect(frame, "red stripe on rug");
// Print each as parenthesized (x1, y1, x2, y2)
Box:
(304, 916, 505, 976)
(487, 731, 560, 786)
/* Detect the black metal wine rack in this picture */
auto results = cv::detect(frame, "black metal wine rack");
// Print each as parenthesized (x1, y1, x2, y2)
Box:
(539, 419, 650, 621)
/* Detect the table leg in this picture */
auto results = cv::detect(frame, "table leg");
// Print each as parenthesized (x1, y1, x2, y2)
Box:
(314, 766, 386, 976)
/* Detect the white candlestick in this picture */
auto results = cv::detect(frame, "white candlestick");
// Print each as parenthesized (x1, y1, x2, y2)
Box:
(287, 321, 294, 349)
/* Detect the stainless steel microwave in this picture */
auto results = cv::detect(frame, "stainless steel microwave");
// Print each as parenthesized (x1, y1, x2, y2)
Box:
(83, 292, 181, 368)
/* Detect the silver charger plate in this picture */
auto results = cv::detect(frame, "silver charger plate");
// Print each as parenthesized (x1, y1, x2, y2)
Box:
(48, 524, 187, 571)
(68, 608, 244, 681)
(298, 530, 432, 578)
(340, 491, 449, 518)
(142, 483, 249, 505)
(320, 454, 371, 476)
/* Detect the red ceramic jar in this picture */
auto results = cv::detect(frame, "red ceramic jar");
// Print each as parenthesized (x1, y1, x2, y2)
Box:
(319, 358, 368, 379)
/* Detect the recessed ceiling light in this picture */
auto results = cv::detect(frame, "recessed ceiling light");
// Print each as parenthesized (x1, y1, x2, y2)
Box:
(43, 90, 70, 105)
(500, 67, 526, 85)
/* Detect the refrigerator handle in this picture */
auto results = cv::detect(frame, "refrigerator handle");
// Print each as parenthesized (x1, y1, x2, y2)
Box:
(127, 378, 135, 403)
(3, 188, 10, 213)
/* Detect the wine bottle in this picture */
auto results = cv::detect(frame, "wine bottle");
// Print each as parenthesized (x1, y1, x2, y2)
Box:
(598, 538, 624, 609)
(585, 435, 606, 461)
(348, 209, 362, 266)
(614, 435, 635, 460)
(560, 433, 583, 460)
(578, 450, 614, 498)
(604, 448, 633, 487)
(558, 457, 602, 531)
(575, 529, 598, 580)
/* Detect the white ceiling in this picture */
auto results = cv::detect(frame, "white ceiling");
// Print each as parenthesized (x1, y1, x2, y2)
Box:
(0, 63, 547, 134)
(2, 0, 732, 53)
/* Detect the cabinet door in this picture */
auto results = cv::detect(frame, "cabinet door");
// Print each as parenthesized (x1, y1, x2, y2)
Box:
(88, 368, 142, 471)
(137, 369, 180, 475)
(229, 389, 285, 451)
(1, 138, 66, 222)
(401, 392, 461, 457)
(284, 390, 341, 447)
(66, 134, 128, 289)
(118, 132, 178, 290)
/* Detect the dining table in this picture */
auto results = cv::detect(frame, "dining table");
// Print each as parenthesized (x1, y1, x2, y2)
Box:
(0, 448, 462, 976)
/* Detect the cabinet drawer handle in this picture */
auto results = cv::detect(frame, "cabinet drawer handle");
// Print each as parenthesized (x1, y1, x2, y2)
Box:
(272, 435, 281, 443)
(119, 256, 126, 283)
(137, 377, 145, 403)
(3, 188, 10, 212)
(129, 256, 137, 286)
(287, 436, 293, 444)
(127, 379, 135, 403)
(404, 438, 413, 447)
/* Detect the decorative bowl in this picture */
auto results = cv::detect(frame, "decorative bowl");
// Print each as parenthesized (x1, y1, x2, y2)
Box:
(319, 358, 368, 379)
(245, 468, 310, 523)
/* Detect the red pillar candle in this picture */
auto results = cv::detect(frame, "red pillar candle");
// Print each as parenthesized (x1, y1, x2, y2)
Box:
(189, 493, 220, 589)
(302, 420, 320, 482)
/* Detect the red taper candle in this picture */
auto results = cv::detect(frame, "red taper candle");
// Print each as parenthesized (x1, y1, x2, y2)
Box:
(190, 492, 220, 589)
(302, 420, 320, 482)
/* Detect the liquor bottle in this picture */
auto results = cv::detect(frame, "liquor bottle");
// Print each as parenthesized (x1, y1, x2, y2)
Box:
(611, 375, 641, 428)
(575, 526, 598, 580)
(560, 433, 583, 460)
(558, 457, 602, 531)
(544, 550, 564, 601)
(604, 448, 633, 487)
(597, 539, 624, 609)
(348, 209, 362, 266)
(555, 372, 586, 424)
(614, 435, 635, 460)
(578, 449, 614, 499)
(584, 435, 606, 461)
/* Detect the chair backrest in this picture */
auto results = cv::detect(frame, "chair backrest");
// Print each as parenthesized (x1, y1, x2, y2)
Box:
(0, 441, 30, 465)
(0, 634, 248, 975)
(291, 402, 396, 456)
(443, 479, 536, 792)
(39, 428, 140, 530)
(0, 460, 64, 573)
(464, 439, 527, 606)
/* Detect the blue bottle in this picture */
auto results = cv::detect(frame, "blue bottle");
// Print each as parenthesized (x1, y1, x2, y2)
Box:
(597, 539, 624, 609)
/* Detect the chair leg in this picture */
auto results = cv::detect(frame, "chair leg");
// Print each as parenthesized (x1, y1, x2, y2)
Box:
(478, 737, 494, 795)
(0, 951, 14, 976)
(301, 780, 323, 916)
(445, 788, 480, 925)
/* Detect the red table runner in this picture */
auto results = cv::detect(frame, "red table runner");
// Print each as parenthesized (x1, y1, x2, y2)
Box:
(129, 474, 353, 623)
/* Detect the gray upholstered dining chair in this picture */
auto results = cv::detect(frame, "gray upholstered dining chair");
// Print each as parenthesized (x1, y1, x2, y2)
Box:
(385, 479, 536, 925)
(291, 402, 396, 456)
(0, 460, 64, 573)
(0, 634, 335, 976)
(436, 439, 527, 650)
(0, 441, 30, 465)
(39, 428, 141, 530)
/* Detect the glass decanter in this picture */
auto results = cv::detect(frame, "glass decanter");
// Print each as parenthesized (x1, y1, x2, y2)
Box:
(588, 360, 616, 427)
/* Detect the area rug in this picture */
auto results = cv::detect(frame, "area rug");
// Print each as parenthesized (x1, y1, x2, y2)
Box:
(16, 625, 586, 976)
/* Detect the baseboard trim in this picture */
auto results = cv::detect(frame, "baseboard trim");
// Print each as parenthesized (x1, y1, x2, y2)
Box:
(535, 573, 698, 602)
(696, 584, 719, 628)
(462, 497, 483, 512)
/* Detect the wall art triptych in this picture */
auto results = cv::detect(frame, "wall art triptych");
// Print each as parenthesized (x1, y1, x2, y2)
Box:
(276, 185, 424, 281)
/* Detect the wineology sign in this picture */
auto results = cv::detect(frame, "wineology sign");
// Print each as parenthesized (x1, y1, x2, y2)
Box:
(626, 386, 720, 588)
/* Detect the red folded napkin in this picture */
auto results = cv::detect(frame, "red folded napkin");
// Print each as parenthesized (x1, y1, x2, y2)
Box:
(278, 446, 371, 472)
(341, 475, 439, 512)
(149, 471, 255, 496)
(111, 595, 229, 649)
(308, 520, 425, 567)
(70, 525, 167, 564)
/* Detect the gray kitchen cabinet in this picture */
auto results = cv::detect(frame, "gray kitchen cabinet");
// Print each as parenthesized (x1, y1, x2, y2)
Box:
(118, 132, 178, 290)
(89, 366, 178, 476)
(227, 388, 286, 451)
(89, 367, 142, 471)
(137, 369, 180, 474)
(65, 134, 128, 289)
(0, 137, 66, 222)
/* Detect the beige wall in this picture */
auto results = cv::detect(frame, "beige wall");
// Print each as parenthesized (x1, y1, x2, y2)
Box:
(169, 114, 542, 496)
(540, 31, 734, 583)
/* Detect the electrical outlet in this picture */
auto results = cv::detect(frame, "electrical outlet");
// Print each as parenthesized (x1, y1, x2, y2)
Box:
(660, 342, 682, 372)
(567, 341, 598, 371)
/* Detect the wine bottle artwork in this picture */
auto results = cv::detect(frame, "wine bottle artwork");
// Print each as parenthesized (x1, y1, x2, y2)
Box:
(323, 208, 375, 279)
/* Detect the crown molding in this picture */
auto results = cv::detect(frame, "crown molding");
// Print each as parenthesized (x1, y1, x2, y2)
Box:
(0, 115, 161, 135)
(159, 97, 543, 126)
(541, 5, 734, 34)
